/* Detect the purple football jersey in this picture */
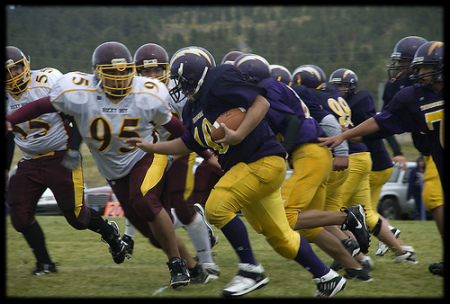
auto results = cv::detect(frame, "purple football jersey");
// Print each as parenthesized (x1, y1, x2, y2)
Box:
(181, 65, 286, 172)
(308, 83, 368, 155)
(346, 90, 393, 171)
(374, 85, 444, 183)
(258, 78, 325, 145)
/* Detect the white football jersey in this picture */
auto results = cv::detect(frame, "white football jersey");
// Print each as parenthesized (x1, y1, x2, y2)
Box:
(155, 78, 187, 143)
(5, 68, 66, 159)
(49, 72, 173, 180)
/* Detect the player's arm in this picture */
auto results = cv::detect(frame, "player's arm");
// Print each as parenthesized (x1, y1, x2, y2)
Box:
(318, 117, 380, 150)
(216, 94, 269, 145)
(281, 114, 302, 155)
(5, 96, 57, 133)
(124, 137, 191, 156)
(162, 115, 213, 161)
(124, 115, 191, 155)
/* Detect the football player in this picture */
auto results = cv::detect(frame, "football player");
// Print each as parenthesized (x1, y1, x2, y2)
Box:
(319, 41, 444, 268)
(6, 41, 206, 288)
(5, 46, 125, 275)
(132, 42, 221, 280)
(234, 54, 372, 281)
(291, 65, 369, 263)
(295, 65, 417, 264)
(383, 36, 428, 169)
(384, 37, 444, 275)
(329, 68, 416, 260)
(125, 46, 347, 297)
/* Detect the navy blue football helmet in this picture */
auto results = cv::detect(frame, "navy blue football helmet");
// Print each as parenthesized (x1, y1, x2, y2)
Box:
(233, 54, 271, 84)
(410, 41, 444, 89)
(387, 36, 428, 78)
(329, 68, 359, 99)
(270, 64, 292, 86)
(169, 46, 216, 100)
(291, 65, 326, 89)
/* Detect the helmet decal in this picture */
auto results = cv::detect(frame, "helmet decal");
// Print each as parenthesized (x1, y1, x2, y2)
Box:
(428, 42, 444, 55)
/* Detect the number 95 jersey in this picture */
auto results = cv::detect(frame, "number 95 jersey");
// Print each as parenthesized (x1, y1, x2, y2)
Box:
(49, 72, 173, 180)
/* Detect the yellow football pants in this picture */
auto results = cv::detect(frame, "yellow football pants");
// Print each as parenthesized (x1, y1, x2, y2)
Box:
(422, 155, 444, 212)
(340, 152, 380, 232)
(281, 143, 332, 242)
(205, 155, 301, 259)
(369, 167, 393, 214)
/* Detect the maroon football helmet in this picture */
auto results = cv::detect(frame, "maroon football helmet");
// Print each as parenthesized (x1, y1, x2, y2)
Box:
(221, 51, 244, 65)
(5, 46, 31, 94)
(134, 43, 170, 85)
(92, 41, 135, 98)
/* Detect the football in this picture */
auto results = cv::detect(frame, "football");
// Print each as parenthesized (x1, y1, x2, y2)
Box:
(210, 107, 247, 141)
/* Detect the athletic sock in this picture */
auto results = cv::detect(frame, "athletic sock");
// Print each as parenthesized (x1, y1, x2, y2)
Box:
(86, 208, 113, 240)
(124, 218, 137, 238)
(22, 221, 52, 264)
(183, 212, 214, 263)
(293, 235, 330, 278)
(220, 215, 257, 265)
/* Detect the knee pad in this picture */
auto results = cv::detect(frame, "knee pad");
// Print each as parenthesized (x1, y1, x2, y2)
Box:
(371, 218, 382, 236)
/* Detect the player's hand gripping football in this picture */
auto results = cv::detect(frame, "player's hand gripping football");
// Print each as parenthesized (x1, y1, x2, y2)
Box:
(214, 122, 243, 146)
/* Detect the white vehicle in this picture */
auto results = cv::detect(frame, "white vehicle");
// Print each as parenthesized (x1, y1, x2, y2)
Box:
(377, 162, 417, 220)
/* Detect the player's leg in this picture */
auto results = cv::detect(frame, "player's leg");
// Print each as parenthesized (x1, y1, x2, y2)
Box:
(166, 154, 219, 281)
(210, 156, 345, 297)
(189, 158, 224, 208)
(126, 153, 192, 287)
(7, 158, 56, 275)
(344, 153, 417, 263)
(48, 151, 126, 264)
(369, 167, 407, 255)
(168, 155, 218, 264)
(205, 160, 270, 297)
(240, 167, 347, 296)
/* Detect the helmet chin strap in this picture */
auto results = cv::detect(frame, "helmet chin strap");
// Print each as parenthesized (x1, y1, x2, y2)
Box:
(193, 66, 209, 95)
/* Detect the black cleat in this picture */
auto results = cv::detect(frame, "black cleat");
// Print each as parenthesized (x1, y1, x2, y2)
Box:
(122, 234, 134, 259)
(344, 268, 373, 282)
(104, 221, 126, 264)
(341, 205, 370, 254)
(31, 262, 58, 276)
(429, 260, 444, 276)
(313, 269, 347, 297)
(167, 257, 190, 288)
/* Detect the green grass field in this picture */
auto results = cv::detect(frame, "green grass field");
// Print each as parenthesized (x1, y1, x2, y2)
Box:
(6, 215, 443, 298)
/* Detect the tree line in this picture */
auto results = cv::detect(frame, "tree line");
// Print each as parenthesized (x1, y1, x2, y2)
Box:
(6, 5, 443, 106)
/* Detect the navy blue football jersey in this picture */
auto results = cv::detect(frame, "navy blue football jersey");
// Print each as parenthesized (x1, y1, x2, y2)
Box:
(374, 85, 444, 183)
(258, 78, 325, 145)
(307, 83, 368, 155)
(346, 90, 393, 171)
(382, 72, 414, 108)
(181, 64, 286, 172)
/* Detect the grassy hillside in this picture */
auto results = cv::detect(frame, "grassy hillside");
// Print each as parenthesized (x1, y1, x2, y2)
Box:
(6, 6, 443, 104)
